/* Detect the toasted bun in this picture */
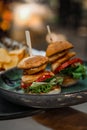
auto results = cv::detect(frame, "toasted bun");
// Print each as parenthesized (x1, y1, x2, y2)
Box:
(18, 55, 48, 69)
(62, 76, 78, 87)
(52, 52, 76, 71)
(46, 41, 73, 57)
(22, 71, 54, 83)
(47, 86, 61, 94)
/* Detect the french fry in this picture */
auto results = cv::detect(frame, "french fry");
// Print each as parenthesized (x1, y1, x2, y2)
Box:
(9, 47, 27, 61)
(0, 48, 11, 63)
(3, 55, 19, 70)
(0, 47, 29, 70)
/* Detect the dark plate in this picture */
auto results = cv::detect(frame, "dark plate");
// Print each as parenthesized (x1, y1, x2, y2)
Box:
(0, 95, 42, 120)
(0, 62, 87, 108)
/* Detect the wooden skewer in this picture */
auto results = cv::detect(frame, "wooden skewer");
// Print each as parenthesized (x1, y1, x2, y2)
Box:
(47, 25, 53, 42)
(25, 30, 33, 57)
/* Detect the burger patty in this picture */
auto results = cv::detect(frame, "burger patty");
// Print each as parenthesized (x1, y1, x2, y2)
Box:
(48, 50, 68, 63)
(52, 52, 76, 71)
(23, 64, 47, 75)
(22, 71, 54, 83)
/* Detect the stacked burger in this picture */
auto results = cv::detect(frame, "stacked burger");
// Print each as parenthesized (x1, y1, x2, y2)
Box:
(46, 41, 87, 87)
(18, 55, 63, 94)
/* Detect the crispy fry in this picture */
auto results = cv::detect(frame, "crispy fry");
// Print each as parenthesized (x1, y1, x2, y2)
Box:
(9, 47, 27, 61)
(0, 48, 11, 63)
(0, 47, 29, 70)
(3, 55, 19, 70)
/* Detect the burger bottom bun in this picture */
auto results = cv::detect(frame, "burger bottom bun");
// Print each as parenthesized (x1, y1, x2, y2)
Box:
(47, 86, 61, 94)
(62, 76, 79, 87)
(24, 64, 47, 75)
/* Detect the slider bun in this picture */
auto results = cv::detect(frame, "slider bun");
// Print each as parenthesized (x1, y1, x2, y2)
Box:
(46, 41, 73, 57)
(62, 76, 78, 87)
(18, 55, 48, 69)
(24, 64, 47, 75)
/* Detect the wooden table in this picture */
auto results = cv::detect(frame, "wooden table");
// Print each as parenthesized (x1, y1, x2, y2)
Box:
(33, 107, 87, 130)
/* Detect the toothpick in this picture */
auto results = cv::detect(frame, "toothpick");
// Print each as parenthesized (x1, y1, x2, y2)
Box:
(47, 25, 53, 42)
(25, 30, 33, 57)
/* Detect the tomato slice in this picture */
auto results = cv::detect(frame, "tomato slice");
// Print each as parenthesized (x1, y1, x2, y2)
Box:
(21, 72, 54, 89)
(36, 72, 53, 82)
(21, 82, 32, 89)
(54, 58, 83, 74)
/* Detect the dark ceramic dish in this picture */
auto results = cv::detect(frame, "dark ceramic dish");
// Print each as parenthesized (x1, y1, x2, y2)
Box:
(0, 62, 87, 108)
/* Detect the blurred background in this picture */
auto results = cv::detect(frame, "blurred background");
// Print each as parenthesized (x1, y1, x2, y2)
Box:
(0, 0, 87, 60)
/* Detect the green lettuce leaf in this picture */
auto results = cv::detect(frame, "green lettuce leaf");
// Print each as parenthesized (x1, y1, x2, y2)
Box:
(59, 63, 87, 79)
(25, 76, 63, 94)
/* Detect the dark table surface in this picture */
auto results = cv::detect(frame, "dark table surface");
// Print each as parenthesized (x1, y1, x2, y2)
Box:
(0, 94, 87, 130)
(33, 107, 87, 130)
(0, 95, 43, 120)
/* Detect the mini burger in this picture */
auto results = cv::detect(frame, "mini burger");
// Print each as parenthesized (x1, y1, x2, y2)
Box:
(17, 55, 63, 94)
(46, 41, 87, 87)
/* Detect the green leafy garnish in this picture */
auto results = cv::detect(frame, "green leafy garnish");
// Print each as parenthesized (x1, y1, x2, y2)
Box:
(25, 76, 63, 94)
(59, 63, 87, 79)
(29, 82, 53, 93)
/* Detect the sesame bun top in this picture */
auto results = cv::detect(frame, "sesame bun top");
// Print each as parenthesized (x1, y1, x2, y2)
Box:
(17, 55, 48, 69)
(46, 41, 73, 57)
